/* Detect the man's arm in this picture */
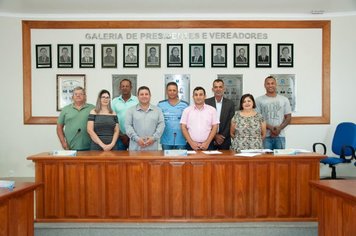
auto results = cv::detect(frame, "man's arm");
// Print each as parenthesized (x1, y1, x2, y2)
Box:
(181, 124, 200, 150)
(271, 113, 291, 136)
(56, 124, 68, 150)
(200, 124, 218, 150)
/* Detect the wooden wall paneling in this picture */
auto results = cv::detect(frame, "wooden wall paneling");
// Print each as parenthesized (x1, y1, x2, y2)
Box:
(273, 162, 291, 217)
(211, 162, 232, 218)
(189, 162, 209, 218)
(232, 162, 250, 218)
(147, 161, 166, 218)
(84, 163, 103, 218)
(105, 163, 127, 218)
(168, 162, 186, 218)
(43, 163, 60, 218)
(126, 162, 144, 218)
(251, 163, 270, 218)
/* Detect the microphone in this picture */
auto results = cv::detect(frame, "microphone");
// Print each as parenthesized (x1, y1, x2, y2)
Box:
(173, 132, 177, 148)
(68, 128, 81, 150)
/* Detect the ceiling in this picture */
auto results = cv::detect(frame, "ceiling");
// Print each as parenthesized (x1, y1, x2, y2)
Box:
(0, 0, 355, 17)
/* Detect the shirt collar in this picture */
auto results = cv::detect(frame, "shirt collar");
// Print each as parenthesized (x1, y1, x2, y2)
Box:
(193, 103, 206, 111)
(119, 94, 134, 102)
(136, 104, 153, 111)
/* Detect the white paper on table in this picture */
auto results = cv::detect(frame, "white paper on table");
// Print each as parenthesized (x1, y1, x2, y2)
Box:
(202, 151, 223, 154)
(234, 153, 262, 157)
(240, 149, 273, 153)
(187, 151, 197, 154)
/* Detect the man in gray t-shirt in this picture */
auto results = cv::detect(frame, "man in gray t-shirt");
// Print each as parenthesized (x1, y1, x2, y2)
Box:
(256, 76, 291, 149)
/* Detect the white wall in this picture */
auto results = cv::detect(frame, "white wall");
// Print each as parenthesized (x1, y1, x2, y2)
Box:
(0, 16, 355, 178)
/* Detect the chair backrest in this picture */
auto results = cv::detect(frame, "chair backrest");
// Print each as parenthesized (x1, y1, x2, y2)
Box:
(332, 122, 356, 156)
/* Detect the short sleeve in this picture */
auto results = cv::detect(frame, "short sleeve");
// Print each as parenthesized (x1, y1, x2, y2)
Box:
(88, 114, 95, 121)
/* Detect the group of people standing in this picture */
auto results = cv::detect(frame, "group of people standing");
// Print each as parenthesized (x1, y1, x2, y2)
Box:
(57, 76, 291, 152)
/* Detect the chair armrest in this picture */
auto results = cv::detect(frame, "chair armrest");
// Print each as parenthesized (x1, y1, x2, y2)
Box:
(313, 142, 326, 155)
(340, 145, 356, 162)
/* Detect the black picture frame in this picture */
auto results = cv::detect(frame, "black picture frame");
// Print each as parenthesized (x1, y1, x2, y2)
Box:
(57, 44, 73, 68)
(79, 44, 95, 68)
(211, 44, 227, 68)
(167, 44, 183, 67)
(101, 44, 117, 68)
(189, 44, 205, 68)
(234, 44, 249, 68)
(123, 44, 139, 68)
(278, 43, 294, 67)
(145, 44, 161, 68)
(36, 44, 52, 68)
(256, 44, 272, 68)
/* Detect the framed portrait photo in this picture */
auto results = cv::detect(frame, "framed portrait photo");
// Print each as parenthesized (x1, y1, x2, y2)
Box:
(167, 44, 183, 67)
(256, 44, 271, 68)
(123, 44, 139, 68)
(278, 43, 294, 67)
(234, 44, 249, 68)
(79, 44, 95, 68)
(211, 44, 227, 68)
(102, 44, 117, 68)
(57, 44, 73, 68)
(36, 44, 52, 68)
(145, 44, 161, 68)
(56, 74, 86, 111)
(189, 44, 205, 68)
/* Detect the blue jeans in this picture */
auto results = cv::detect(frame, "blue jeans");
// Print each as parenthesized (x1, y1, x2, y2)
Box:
(263, 137, 286, 150)
(117, 138, 128, 150)
(162, 144, 187, 150)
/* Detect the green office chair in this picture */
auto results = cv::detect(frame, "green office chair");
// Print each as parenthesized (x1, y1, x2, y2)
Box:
(313, 122, 356, 179)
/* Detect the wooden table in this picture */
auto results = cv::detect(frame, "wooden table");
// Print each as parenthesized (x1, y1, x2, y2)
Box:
(27, 151, 324, 222)
(0, 181, 40, 236)
(310, 180, 356, 236)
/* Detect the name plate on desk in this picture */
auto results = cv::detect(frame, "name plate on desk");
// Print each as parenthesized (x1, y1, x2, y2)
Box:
(52, 150, 77, 156)
(164, 149, 188, 156)
(273, 149, 297, 155)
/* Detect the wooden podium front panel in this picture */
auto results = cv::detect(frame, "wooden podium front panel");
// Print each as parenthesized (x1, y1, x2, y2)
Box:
(167, 162, 186, 218)
(126, 163, 144, 218)
(295, 161, 317, 217)
(28, 151, 324, 222)
(232, 163, 249, 218)
(211, 162, 232, 218)
(189, 161, 209, 218)
(251, 163, 270, 218)
(274, 161, 291, 217)
(63, 163, 81, 218)
(147, 161, 166, 218)
(105, 163, 127, 218)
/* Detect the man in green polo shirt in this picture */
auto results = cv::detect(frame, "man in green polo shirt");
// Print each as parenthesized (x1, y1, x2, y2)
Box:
(57, 87, 95, 150)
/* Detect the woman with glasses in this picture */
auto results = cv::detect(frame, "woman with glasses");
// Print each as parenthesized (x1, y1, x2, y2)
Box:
(87, 89, 119, 151)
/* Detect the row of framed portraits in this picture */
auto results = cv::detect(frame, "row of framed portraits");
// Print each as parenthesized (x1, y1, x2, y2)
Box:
(36, 43, 294, 69)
